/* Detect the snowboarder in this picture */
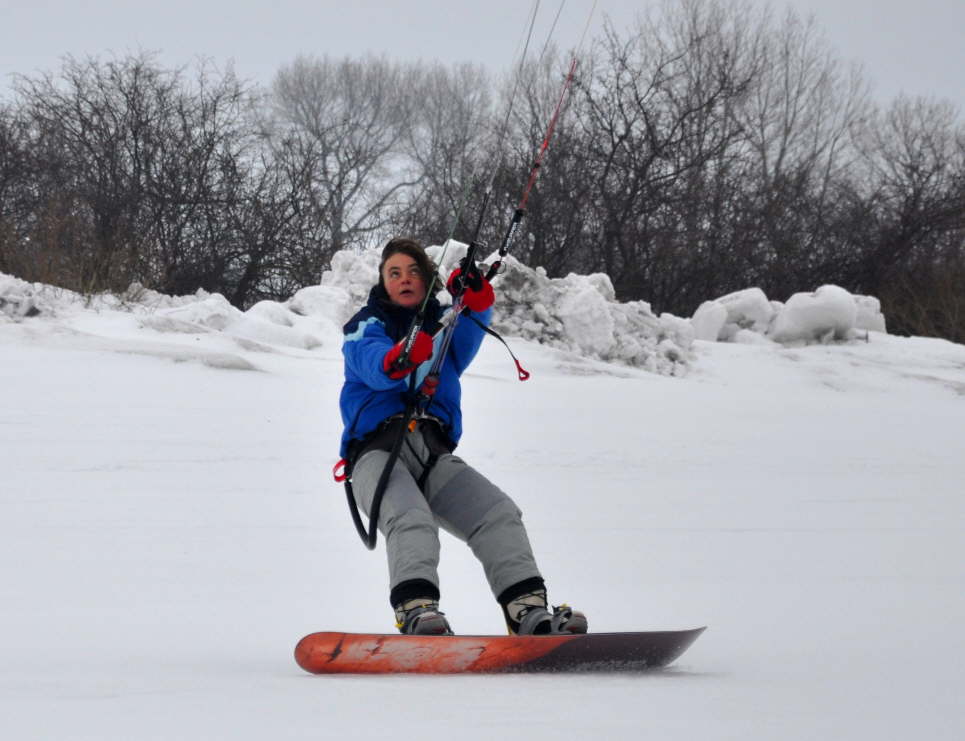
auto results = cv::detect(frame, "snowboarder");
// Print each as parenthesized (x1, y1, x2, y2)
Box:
(339, 237, 587, 636)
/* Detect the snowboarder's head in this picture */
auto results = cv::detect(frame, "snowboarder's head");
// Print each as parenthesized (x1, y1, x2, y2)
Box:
(379, 238, 439, 309)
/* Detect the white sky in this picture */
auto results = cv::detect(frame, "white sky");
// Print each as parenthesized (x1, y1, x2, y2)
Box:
(1, 0, 963, 110)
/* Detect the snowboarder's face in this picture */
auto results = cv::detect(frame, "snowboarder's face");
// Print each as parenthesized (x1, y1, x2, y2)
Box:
(382, 253, 427, 309)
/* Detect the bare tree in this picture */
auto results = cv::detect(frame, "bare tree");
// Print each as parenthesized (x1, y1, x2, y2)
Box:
(0, 104, 28, 275)
(393, 61, 493, 246)
(135, 61, 255, 297)
(848, 96, 965, 336)
(737, 6, 871, 297)
(14, 55, 171, 291)
(560, 0, 761, 310)
(7, 53, 294, 303)
(266, 55, 420, 283)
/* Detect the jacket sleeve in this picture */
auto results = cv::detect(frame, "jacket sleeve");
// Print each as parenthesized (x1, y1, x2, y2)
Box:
(342, 315, 407, 391)
(447, 306, 492, 375)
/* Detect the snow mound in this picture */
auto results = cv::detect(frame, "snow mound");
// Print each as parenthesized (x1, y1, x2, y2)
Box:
(769, 285, 857, 343)
(289, 285, 355, 329)
(318, 248, 381, 313)
(3, 255, 890, 372)
(719, 288, 776, 340)
(0, 273, 57, 320)
(152, 294, 241, 331)
(487, 256, 692, 374)
(692, 288, 778, 342)
(429, 243, 692, 373)
(0, 273, 224, 322)
(691, 300, 728, 341)
(120, 283, 217, 311)
(691, 284, 887, 345)
(143, 294, 323, 350)
(854, 295, 887, 333)
(0, 272, 328, 355)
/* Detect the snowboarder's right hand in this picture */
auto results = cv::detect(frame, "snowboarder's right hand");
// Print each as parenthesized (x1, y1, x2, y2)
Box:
(382, 331, 434, 379)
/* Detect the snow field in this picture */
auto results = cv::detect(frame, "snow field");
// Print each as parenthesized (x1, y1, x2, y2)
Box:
(1, 266, 963, 739)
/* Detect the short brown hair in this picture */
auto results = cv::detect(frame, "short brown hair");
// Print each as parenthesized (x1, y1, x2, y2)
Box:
(378, 238, 441, 293)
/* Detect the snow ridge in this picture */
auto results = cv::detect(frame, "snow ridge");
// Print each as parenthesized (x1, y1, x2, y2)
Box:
(1, 245, 889, 377)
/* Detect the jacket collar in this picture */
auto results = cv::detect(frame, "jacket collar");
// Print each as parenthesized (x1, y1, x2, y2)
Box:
(366, 284, 443, 336)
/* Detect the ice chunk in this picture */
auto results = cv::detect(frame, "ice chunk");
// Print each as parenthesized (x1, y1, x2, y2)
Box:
(717, 288, 775, 333)
(854, 295, 887, 333)
(691, 300, 728, 341)
(768, 285, 858, 343)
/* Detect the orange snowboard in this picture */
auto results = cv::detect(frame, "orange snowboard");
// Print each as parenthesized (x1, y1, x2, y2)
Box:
(294, 628, 705, 674)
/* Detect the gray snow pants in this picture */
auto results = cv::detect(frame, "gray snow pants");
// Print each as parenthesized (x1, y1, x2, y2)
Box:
(350, 420, 541, 601)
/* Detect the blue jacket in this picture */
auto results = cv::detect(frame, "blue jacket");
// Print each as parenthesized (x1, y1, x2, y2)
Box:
(339, 284, 492, 458)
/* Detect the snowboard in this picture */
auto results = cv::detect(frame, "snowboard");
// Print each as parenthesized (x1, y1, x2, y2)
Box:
(294, 627, 705, 674)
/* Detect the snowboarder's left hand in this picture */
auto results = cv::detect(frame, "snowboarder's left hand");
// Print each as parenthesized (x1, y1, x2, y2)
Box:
(447, 264, 494, 313)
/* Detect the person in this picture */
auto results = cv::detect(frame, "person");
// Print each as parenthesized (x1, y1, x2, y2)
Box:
(339, 237, 587, 636)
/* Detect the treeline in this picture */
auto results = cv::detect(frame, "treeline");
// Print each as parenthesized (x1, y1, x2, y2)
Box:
(0, 0, 962, 341)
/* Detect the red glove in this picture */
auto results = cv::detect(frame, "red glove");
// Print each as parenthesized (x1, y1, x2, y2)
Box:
(446, 268, 495, 313)
(382, 331, 434, 379)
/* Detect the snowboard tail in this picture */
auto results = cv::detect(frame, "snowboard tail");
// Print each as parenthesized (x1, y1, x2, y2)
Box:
(294, 628, 705, 674)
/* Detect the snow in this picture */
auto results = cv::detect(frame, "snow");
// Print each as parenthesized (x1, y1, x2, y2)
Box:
(690, 285, 887, 345)
(434, 244, 695, 375)
(769, 284, 857, 343)
(717, 287, 776, 338)
(854, 294, 888, 333)
(691, 299, 729, 341)
(2, 259, 964, 740)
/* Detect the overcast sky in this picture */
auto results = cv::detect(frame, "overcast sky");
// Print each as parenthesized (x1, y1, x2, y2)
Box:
(2, 0, 963, 110)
